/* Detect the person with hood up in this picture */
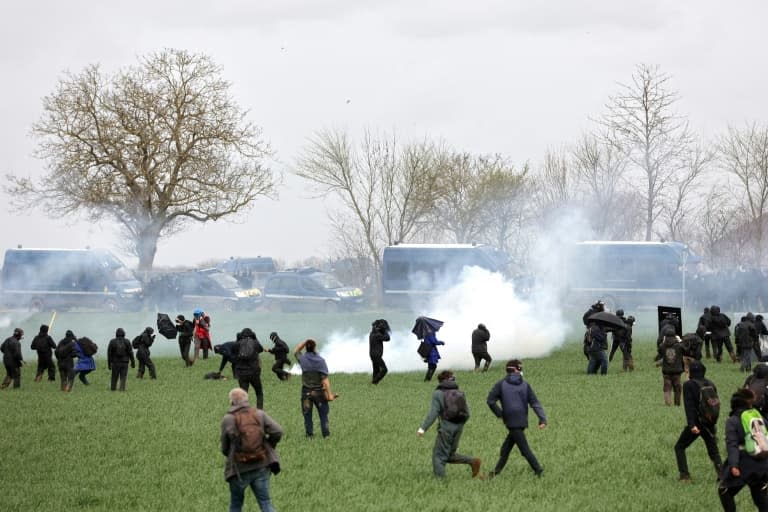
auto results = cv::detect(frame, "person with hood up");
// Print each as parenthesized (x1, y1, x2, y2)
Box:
(132, 327, 157, 379)
(417, 370, 482, 479)
(582, 300, 605, 326)
(369, 319, 391, 384)
(213, 341, 237, 378)
(585, 320, 608, 375)
(471, 323, 492, 372)
(486, 359, 547, 479)
(107, 328, 135, 391)
(697, 306, 713, 359)
(55, 330, 77, 392)
(1, 328, 24, 389)
(233, 328, 265, 409)
(673, 361, 723, 481)
(220, 387, 283, 512)
(655, 325, 685, 406)
(735, 315, 758, 373)
(175, 314, 194, 367)
(266, 332, 291, 381)
(609, 310, 635, 371)
(755, 315, 768, 362)
(743, 363, 768, 418)
(718, 388, 768, 511)
(31, 324, 56, 383)
(73, 335, 96, 386)
(710, 305, 737, 364)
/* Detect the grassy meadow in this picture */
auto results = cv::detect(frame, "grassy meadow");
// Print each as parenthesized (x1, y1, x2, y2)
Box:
(0, 309, 759, 511)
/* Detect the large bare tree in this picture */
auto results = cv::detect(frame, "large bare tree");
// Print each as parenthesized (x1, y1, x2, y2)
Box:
(719, 124, 768, 265)
(6, 49, 274, 270)
(601, 64, 693, 240)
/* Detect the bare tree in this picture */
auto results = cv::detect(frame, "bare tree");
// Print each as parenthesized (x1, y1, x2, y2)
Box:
(295, 129, 442, 294)
(601, 64, 694, 240)
(6, 49, 274, 270)
(719, 124, 768, 265)
(692, 190, 737, 269)
(479, 162, 530, 263)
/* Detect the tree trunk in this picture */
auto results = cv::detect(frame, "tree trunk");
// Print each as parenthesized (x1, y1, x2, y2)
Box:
(136, 228, 160, 271)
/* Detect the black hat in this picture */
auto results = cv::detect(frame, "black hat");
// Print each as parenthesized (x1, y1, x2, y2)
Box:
(39, 324, 49, 334)
(688, 361, 706, 379)
(176, 314, 185, 322)
(269, 332, 278, 341)
(116, 328, 125, 337)
(65, 330, 75, 339)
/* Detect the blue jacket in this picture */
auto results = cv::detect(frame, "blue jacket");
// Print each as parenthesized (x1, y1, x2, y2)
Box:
(424, 333, 444, 365)
(74, 341, 96, 371)
(487, 372, 546, 429)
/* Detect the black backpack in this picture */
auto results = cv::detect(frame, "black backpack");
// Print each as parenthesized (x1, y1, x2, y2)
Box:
(695, 379, 721, 426)
(113, 338, 129, 359)
(238, 338, 258, 361)
(443, 388, 470, 424)
(78, 337, 98, 356)
(417, 341, 431, 360)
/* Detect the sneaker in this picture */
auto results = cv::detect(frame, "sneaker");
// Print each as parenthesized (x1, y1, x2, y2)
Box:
(470, 458, 482, 478)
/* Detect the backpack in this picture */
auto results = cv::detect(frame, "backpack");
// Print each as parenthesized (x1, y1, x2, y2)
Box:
(157, 313, 177, 339)
(113, 338, 129, 359)
(238, 338, 258, 361)
(132, 335, 142, 350)
(417, 341, 431, 360)
(78, 337, 98, 356)
(55, 341, 70, 359)
(442, 388, 470, 424)
(695, 380, 720, 426)
(232, 408, 266, 463)
(741, 408, 768, 459)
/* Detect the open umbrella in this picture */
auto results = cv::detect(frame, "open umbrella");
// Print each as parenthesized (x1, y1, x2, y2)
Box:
(157, 312, 178, 340)
(587, 311, 626, 331)
(411, 316, 444, 339)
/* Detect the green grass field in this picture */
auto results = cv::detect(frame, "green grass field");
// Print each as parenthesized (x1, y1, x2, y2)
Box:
(0, 310, 759, 511)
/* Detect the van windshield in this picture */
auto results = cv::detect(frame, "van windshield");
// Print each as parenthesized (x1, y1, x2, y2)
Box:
(310, 273, 343, 289)
(208, 272, 242, 290)
(110, 266, 135, 281)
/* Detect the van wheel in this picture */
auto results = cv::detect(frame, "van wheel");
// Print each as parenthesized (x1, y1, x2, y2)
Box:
(103, 299, 119, 312)
(29, 298, 45, 312)
(324, 301, 339, 314)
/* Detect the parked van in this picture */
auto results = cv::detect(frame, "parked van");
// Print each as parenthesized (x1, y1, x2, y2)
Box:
(381, 243, 508, 308)
(262, 268, 364, 313)
(217, 256, 277, 289)
(0, 248, 143, 312)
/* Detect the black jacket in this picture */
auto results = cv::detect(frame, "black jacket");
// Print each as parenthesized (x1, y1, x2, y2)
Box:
(233, 334, 264, 376)
(176, 320, 194, 342)
(657, 337, 684, 375)
(369, 328, 390, 358)
(108, 336, 136, 366)
(487, 372, 547, 429)
(132, 331, 155, 357)
(1, 336, 23, 367)
(721, 409, 768, 488)
(55, 338, 77, 369)
(471, 326, 490, 354)
(270, 337, 290, 362)
(682, 377, 717, 429)
(710, 312, 732, 340)
(31, 334, 56, 355)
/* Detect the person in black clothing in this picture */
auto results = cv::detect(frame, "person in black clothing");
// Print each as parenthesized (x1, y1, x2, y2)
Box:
(232, 328, 265, 409)
(213, 341, 237, 378)
(55, 330, 77, 392)
(696, 307, 713, 359)
(175, 314, 194, 367)
(743, 363, 768, 417)
(369, 319, 391, 384)
(471, 323, 492, 372)
(582, 300, 605, 326)
(710, 305, 737, 363)
(755, 314, 768, 362)
(673, 361, 722, 481)
(1, 328, 24, 389)
(656, 327, 685, 406)
(31, 324, 56, 382)
(107, 328, 135, 392)
(718, 388, 768, 511)
(267, 332, 291, 381)
(735, 316, 758, 373)
(609, 311, 635, 371)
(585, 321, 608, 375)
(132, 327, 157, 379)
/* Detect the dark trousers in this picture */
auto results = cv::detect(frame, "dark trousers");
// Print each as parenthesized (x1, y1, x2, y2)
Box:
(238, 373, 264, 410)
(472, 351, 492, 371)
(179, 338, 192, 367)
(2, 363, 21, 388)
(673, 426, 721, 476)
(301, 387, 330, 437)
(432, 422, 474, 477)
(719, 480, 768, 512)
(425, 363, 437, 381)
(494, 427, 542, 475)
(713, 337, 734, 362)
(36, 354, 56, 380)
(110, 364, 129, 391)
(371, 355, 388, 383)
(137, 354, 156, 379)
(76, 369, 93, 385)
(58, 365, 74, 390)
(271, 358, 290, 381)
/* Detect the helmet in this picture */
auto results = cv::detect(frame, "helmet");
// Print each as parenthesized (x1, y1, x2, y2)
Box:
(193, 308, 204, 317)
(615, 309, 624, 317)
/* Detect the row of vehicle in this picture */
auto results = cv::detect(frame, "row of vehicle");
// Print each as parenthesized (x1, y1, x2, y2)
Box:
(0, 248, 365, 313)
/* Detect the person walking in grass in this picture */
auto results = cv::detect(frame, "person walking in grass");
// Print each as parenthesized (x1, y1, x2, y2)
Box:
(220, 387, 283, 512)
(107, 328, 135, 392)
(175, 314, 194, 367)
(1, 327, 24, 389)
(656, 326, 685, 406)
(31, 324, 56, 383)
(295, 339, 337, 439)
(233, 328, 265, 410)
(266, 332, 291, 381)
(55, 331, 77, 392)
(471, 323, 492, 372)
(369, 319, 391, 384)
(486, 359, 546, 479)
(417, 370, 482, 479)
(73, 336, 96, 386)
(132, 327, 157, 379)
(673, 361, 723, 482)
(718, 388, 768, 511)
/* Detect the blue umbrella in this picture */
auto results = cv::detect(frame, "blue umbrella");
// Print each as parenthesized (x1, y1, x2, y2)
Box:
(412, 316, 444, 339)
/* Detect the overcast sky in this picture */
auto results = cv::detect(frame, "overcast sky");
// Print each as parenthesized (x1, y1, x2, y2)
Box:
(1, 0, 766, 268)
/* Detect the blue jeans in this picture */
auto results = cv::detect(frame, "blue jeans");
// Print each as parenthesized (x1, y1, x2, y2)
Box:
(587, 351, 607, 374)
(228, 467, 274, 512)
(301, 388, 330, 437)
